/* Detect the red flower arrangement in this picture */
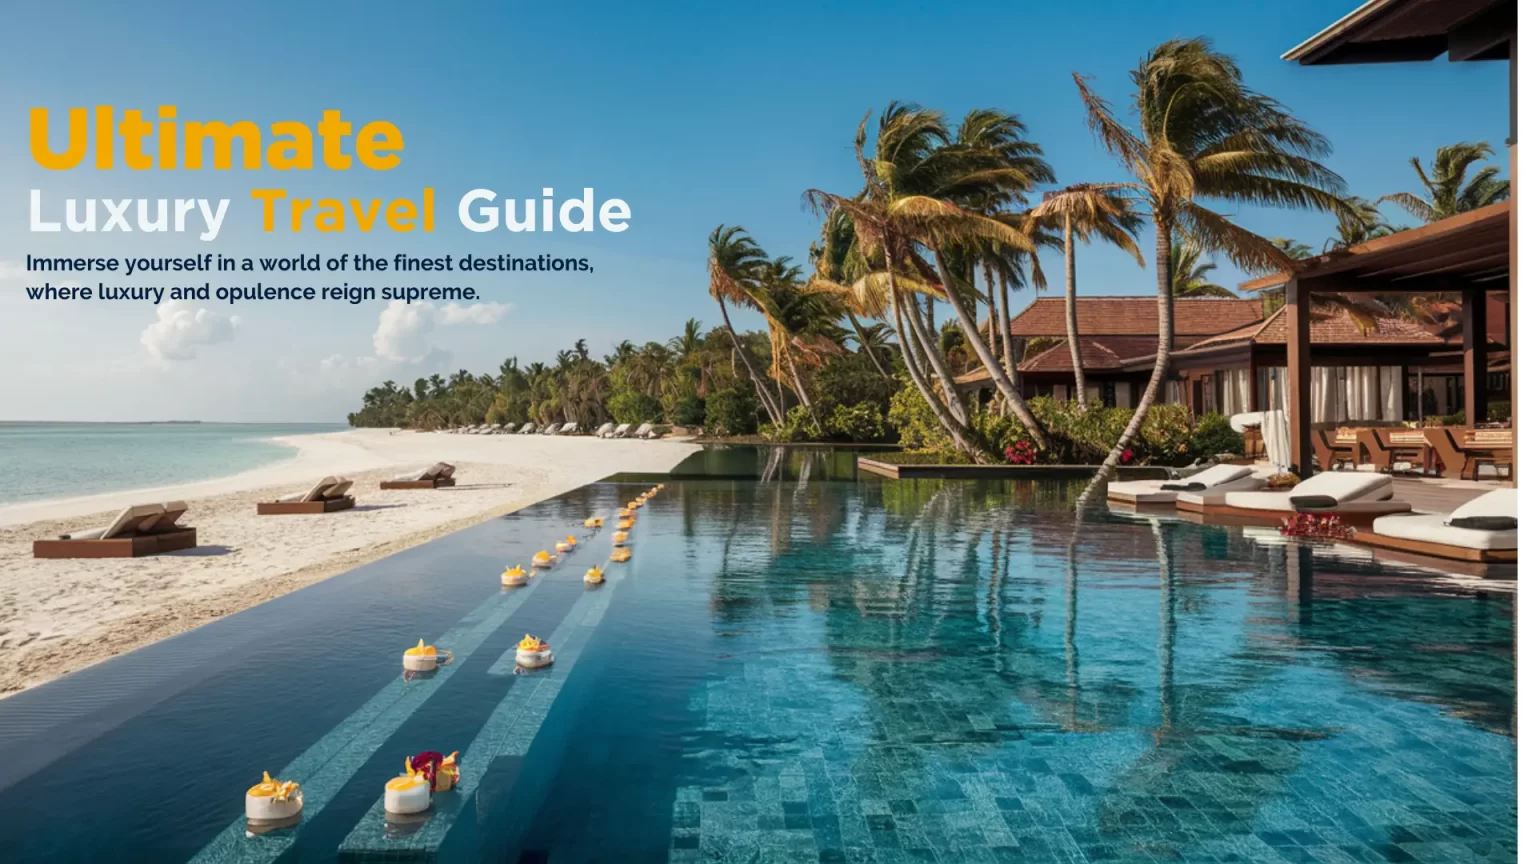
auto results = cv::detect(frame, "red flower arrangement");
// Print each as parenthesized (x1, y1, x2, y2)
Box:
(1004, 439, 1037, 465)
(1279, 513, 1355, 541)
(1119, 447, 1136, 465)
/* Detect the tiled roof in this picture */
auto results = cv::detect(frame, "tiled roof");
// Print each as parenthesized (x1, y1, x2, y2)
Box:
(1008, 297, 1266, 338)
(1184, 307, 1448, 351)
(954, 337, 1156, 384)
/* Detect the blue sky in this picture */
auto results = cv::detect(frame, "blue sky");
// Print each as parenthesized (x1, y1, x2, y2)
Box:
(0, 0, 1510, 421)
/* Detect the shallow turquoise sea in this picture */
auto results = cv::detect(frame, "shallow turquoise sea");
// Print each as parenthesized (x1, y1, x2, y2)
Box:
(0, 422, 346, 505)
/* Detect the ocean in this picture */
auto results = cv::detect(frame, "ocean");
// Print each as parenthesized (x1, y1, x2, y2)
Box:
(0, 422, 347, 506)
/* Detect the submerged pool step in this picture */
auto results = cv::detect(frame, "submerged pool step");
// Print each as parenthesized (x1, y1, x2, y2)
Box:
(335, 558, 628, 862)
(189, 580, 545, 864)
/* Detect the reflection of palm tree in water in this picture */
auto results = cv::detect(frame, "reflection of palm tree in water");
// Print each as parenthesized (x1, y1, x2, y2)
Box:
(1094, 516, 1314, 857)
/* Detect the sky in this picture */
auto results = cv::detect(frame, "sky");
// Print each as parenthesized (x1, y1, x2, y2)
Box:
(0, 0, 1511, 422)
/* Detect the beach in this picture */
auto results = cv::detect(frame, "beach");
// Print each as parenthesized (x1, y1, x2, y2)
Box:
(0, 428, 697, 696)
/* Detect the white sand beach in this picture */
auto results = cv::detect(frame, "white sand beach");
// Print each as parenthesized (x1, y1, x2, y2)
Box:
(0, 428, 697, 696)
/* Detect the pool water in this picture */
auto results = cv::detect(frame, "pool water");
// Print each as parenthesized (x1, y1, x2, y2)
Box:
(0, 448, 1514, 863)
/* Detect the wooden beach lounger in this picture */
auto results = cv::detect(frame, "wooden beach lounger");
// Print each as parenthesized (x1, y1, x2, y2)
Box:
(257, 476, 357, 514)
(1200, 471, 1410, 528)
(380, 462, 457, 490)
(557, 422, 578, 434)
(593, 422, 615, 438)
(606, 423, 631, 439)
(1423, 426, 1513, 480)
(1107, 464, 1261, 506)
(1358, 428, 1430, 475)
(34, 501, 198, 558)
(1356, 488, 1517, 564)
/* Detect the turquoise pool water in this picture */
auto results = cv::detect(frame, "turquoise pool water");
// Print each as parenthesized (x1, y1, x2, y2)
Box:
(0, 448, 1513, 862)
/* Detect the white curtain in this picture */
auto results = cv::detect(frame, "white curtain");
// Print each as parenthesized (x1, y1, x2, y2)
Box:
(1165, 379, 1184, 405)
(1219, 368, 1251, 414)
(1272, 365, 1405, 425)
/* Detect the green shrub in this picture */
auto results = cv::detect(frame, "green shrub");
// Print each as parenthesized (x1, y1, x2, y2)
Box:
(606, 391, 664, 425)
(1189, 412, 1242, 462)
(663, 389, 706, 426)
(704, 385, 761, 435)
(1024, 396, 1193, 465)
(812, 355, 898, 412)
(765, 405, 820, 442)
(826, 401, 889, 442)
(888, 378, 950, 451)
(1489, 401, 1511, 423)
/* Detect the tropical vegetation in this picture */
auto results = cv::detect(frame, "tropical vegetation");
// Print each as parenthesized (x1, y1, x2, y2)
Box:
(348, 38, 1508, 475)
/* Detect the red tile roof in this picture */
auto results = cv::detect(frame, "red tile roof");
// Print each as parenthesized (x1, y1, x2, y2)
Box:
(1184, 307, 1449, 351)
(955, 337, 1156, 384)
(1008, 297, 1266, 338)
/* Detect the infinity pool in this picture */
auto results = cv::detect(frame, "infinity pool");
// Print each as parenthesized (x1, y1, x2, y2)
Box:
(0, 448, 1514, 863)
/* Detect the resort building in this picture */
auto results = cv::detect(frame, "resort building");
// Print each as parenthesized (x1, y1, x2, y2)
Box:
(964, 294, 1507, 428)
(1278, 0, 1515, 478)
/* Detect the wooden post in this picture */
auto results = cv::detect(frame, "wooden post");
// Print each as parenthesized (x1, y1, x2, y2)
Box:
(1287, 277, 1312, 476)
(1463, 288, 1489, 424)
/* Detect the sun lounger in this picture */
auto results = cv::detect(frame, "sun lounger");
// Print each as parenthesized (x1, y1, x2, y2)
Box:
(607, 423, 632, 439)
(1312, 429, 1363, 472)
(1107, 464, 1260, 506)
(593, 422, 615, 438)
(1356, 488, 1516, 563)
(1423, 426, 1513, 480)
(380, 462, 457, 490)
(633, 423, 654, 439)
(258, 475, 357, 514)
(557, 422, 578, 435)
(1359, 428, 1430, 475)
(1208, 471, 1410, 527)
(34, 502, 199, 558)
(511, 422, 530, 434)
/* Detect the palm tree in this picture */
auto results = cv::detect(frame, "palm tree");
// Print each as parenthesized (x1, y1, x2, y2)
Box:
(668, 318, 705, 357)
(1169, 239, 1234, 297)
(707, 224, 784, 426)
(1327, 196, 1402, 249)
(1033, 183, 1144, 407)
(1073, 38, 1347, 486)
(806, 104, 1053, 455)
(1379, 141, 1510, 223)
(1270, 237, 1313, 260)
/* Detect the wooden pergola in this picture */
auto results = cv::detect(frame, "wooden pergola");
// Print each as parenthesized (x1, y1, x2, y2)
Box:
(1280, 0, 1515, 479)
(1242, 204, 1510, 475)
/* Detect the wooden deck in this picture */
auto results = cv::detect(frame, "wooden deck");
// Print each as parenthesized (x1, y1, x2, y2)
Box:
(1385, 477, 1509, 514)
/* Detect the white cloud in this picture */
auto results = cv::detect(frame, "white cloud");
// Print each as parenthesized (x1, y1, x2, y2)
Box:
(140, 301, 240, 363)
(371, 300, 510, 363)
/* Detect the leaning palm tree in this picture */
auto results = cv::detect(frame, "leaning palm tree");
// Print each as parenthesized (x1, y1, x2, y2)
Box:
(805, 104, 1051, 456)
(1033, 183, 1144, 407)
(1169, 239, 1234, 297)
(1074, 37, 1347, 486)
(1379, 141, 1510, 223)
(707, 224, 784, 426)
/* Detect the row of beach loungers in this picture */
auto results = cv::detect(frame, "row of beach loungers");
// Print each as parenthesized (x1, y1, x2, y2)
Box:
(33, 463, 460, 559)
(441, 422, 667, 438)
(1107, 464, 1517, 564)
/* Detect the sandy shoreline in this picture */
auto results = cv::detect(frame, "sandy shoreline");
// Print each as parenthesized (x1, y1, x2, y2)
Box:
(0, 428, 698, 696)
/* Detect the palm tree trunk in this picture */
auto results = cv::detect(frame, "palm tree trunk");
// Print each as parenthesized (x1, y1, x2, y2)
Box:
(984, 266, 1000, 359)
(933, 256, 1048, 446)
(902, 290, 968, 425)
(998, 275, 1017, 392)
(1063, 213, 1089, 410)
(847, 313, 892, 379)
(716, 296, 783, 426)
(785, 350, 822, 434)
(925, 295, 935, 332)
(1083, 220, 1174, 494)
(890, 290, 989, 462)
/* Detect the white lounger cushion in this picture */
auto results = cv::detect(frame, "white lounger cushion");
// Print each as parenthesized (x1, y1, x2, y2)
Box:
(393, 466, 434, 482)
(1107, 464, 1256, 504)
(1225, 472, 1394, 512)
(63, 503, 165, 540)
(1371, 488, 1519, 551)
(1370, 513, 1516, 550)
(610, 424, 631, 438)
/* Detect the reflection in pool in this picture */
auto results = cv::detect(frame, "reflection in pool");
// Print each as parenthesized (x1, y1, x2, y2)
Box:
(0, 448, 1514, 863)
